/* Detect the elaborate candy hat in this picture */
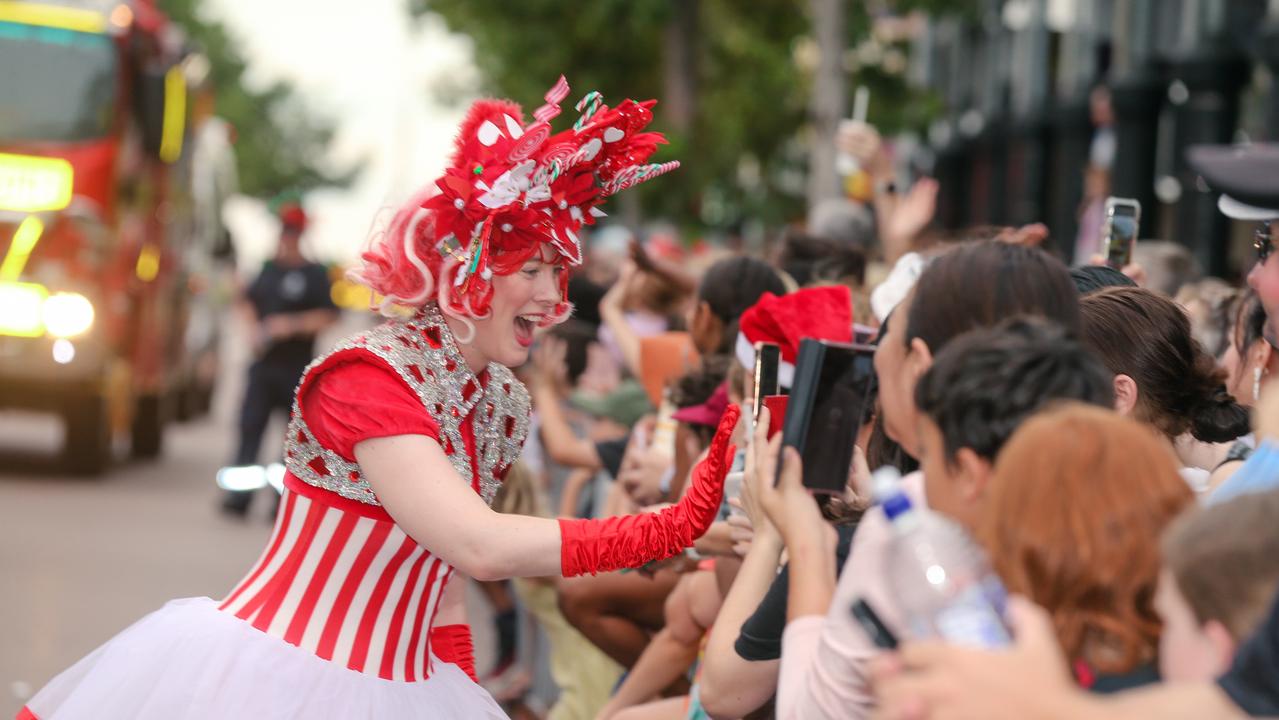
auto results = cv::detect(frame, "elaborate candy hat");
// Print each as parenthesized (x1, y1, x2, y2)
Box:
(427, 76, 677, 287)
(353, 76, 679, 316)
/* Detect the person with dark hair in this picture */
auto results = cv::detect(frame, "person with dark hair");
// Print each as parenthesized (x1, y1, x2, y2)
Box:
(877, 241, 1081, 459)
(1222, 290, 1275, 407)
(220, 203, 339, 517)
(913, 318, 1114, 531)
(739, 240, 1087, 720)
(687, 256, 788, 356)
(1079, 287, 1250, 449)
(704, 316, 1106, 720)
(1070, 264, 1137, 295)
(773, 227, 868, 289)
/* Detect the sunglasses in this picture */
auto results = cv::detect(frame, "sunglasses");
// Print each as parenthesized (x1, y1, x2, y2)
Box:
(1256, 222, 1275, 264)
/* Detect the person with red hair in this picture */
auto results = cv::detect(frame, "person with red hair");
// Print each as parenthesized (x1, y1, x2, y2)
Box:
(19, 78, 737, 720)
(977, 403, 1196, 691)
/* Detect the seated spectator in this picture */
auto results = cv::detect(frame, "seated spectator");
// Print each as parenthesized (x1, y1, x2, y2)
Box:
(492, 462, 625, 718)
(979, 404, 1195, 691)
(557, 360, 732, 673)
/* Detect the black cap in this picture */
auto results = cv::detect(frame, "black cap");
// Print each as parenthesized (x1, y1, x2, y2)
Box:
(1186, 143, 1279, 221)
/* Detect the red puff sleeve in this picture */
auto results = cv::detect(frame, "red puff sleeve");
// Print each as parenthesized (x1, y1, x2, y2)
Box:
(299, 353, 440, 460)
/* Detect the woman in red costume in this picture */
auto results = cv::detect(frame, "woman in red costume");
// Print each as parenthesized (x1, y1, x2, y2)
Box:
(19, 77, 738, 720)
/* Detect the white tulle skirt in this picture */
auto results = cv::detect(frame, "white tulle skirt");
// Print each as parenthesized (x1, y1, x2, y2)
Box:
(22, 597, 508, 719)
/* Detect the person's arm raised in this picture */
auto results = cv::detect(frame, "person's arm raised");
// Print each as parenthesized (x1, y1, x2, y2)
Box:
(699, 415, 787, 719)
(356, 404, 740, 582)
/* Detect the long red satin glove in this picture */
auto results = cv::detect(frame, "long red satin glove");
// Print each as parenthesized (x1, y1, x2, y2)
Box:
(559, 404, 740, 577)
(430, 624, 478, 683)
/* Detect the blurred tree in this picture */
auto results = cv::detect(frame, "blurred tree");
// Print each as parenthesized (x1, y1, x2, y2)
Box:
(160, 0, 359, 198)
(414, 0, 808, 232)
(414, 0, 962, 234)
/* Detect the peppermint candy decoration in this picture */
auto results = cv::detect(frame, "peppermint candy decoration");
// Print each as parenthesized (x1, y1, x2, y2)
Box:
(602, 161, 681, 196)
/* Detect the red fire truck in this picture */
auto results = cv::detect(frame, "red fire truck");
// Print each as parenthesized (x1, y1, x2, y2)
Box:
(0, 0, 231, 473)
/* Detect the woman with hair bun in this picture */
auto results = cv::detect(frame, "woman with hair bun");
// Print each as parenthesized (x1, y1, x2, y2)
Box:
(20, 79, 739, 720)
(1078, 286, 1250, 484)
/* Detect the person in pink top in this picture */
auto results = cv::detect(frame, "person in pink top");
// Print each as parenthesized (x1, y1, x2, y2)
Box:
(18, 78, 740, 720)
(749, 240, 1086, 719)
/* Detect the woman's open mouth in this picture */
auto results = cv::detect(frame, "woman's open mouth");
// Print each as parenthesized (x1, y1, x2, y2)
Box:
(514, 315, 538, 347)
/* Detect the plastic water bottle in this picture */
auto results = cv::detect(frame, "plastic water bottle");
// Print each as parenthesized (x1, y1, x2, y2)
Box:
(873, 467, 1011, 648)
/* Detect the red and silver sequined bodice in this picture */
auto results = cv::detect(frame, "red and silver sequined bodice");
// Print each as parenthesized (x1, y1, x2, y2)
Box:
(218, 304, 529, 681)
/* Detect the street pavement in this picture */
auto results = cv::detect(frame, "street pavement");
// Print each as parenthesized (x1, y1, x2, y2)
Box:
(0, 380, 273, 715)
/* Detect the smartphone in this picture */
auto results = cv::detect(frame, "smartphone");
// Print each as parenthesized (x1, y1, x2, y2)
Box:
(776, 339, 877, 494)
(753, 342, 781, 423)
(851, 598, 899, 650)
(1103, 197, 1141, 269)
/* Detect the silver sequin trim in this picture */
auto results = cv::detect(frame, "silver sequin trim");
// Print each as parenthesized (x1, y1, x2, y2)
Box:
(284, 303, 530, 506)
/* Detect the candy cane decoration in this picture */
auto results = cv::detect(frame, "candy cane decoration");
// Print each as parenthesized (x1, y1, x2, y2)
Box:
(533, 75, 571, 124)
(603, 161, 681, 196)
(574, 91, 603, 131)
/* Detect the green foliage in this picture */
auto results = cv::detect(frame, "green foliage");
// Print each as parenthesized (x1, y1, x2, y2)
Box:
(159, 0, 358, 198)
(414, 0, 953, 233)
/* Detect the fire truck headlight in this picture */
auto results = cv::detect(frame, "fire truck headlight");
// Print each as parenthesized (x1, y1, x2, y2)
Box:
(42, 293, 94, 338)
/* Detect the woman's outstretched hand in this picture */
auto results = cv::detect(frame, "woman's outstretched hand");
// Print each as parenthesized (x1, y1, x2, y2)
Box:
(558, 404, 742, 577)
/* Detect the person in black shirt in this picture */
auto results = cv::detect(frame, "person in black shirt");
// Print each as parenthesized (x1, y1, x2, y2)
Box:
(222, 203, 338, 516)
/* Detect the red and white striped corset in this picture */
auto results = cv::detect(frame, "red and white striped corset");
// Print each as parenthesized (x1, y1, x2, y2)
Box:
(219, 305, 530, 681)
(219, 482, 454, 681)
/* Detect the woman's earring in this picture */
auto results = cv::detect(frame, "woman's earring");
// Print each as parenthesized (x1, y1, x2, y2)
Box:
(1254, 367, 1263, 402)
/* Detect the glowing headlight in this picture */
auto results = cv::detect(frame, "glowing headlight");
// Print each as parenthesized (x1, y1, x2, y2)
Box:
(42, 292, 94, 338)
(0, 282, 46, 337)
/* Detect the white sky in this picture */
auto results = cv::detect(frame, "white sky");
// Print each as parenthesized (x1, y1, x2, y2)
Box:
(201, 0, 479, 269)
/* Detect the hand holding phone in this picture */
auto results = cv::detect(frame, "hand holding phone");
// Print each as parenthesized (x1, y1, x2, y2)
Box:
(776, 339, 876, 494)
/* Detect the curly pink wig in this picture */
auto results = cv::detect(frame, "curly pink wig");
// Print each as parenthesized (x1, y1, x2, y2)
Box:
(348, 188, 573, 336)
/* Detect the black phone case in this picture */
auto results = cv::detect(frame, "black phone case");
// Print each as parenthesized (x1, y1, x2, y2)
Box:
(775, 339, 824, 486)
(777, 339, 869, 494)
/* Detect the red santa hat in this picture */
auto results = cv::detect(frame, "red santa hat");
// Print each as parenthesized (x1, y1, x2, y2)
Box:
(734, 285, 853, 389)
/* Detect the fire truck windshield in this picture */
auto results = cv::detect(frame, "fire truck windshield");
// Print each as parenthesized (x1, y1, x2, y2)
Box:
(0, 21, 117, 143)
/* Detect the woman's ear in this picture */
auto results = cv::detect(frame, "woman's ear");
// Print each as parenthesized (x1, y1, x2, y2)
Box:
(1255, 339, 1276, 376)
(907, 337, 934, 381)
(1113, 374, 1139, 416)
